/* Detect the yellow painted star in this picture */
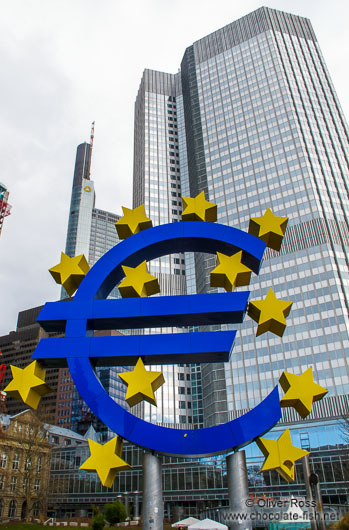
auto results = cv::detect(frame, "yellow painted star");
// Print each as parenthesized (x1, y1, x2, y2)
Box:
(118, 357, 165, 407)
(210, 251, 252, 291)
(256, 428, 309, 483)
(118, 261, 160, 298)
(4, 360, 52, 409)
(182, 191, 217, 222)
(80, 437, 131, 488)
(49, 252, 90, 297)
(280, 367, 328, 419)
(249, 208, 288, 251)
(115, 205, 152, 239)
(248, 288, 292, 337)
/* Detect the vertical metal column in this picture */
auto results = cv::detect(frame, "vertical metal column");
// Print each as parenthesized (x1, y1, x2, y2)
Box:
(227, 450, 252, 530)
(133, 492, 140, 520)
(302, 455, 317, 530)
(142, 452, 163, 530)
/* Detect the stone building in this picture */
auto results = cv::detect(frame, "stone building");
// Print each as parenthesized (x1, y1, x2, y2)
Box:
(0, 409, 51, 522)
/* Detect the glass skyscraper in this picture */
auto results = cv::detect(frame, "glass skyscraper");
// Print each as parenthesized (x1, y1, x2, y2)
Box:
(134, 5, 349, 427)
(132, 6, 349, 508)
(61, 140, 128, 433)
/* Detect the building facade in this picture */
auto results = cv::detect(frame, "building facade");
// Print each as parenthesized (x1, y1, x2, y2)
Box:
(131, 5, 349, 512)
(0, 306, 60, 423)
(178, 6, 349, 429)
(61, 139, 128, 432)
(47, 415, 349, 519)
(0, 410, 51, 522)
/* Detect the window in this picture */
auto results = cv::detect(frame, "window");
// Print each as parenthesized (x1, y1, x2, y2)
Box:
(0, 474, 4, 490)
(1, 452, 7, 469)
(8, 500, 16, 518)
(34, 479, 40, 492)
(12, 453, 19, 470)
(10, 476, 17, 492)
(33, 502, 40, 517)
(23, 477, 28, 491)
(25, 456, 31, 471)
(37, 456, 42, 472)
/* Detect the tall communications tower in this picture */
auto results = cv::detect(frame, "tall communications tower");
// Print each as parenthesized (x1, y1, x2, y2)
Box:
(0, 182, 11, 237)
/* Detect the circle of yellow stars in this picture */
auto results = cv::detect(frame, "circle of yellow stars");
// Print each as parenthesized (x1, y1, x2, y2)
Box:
(7, 195, 329, 487)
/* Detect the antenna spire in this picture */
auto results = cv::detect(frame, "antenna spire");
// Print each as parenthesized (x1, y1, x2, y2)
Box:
(88, 121, 95, 178)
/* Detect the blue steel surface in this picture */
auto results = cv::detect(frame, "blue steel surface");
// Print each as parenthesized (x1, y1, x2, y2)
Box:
(38, 291, 250, 332)
(73, 221, 265, 300)
(32, 330, 238, 366)
(33, 221, 274, 456)
(68, 352, 281, 456)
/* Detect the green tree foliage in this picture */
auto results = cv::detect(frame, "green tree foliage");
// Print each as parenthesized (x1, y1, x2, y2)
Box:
(331, 512, 349, 530)
(104, 501, 127, 524)
(91, 513, 105, 530)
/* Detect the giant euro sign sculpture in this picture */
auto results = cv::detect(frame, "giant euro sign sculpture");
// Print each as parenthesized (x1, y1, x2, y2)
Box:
(5, 199, 328, 483)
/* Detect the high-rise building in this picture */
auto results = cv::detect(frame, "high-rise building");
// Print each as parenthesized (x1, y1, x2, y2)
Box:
(61, 137, 129, 434)
(0, 182, 11, 237)
(179, 6, 349, 428)
(0, 306, 60, 423)
(133, 71, 195, 427)
(133, 6, 349, 507)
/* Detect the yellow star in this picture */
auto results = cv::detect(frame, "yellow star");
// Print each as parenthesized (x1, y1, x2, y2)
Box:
(4, 360, 52, 409)
(80, 437, 131, 488)
(248, 288, 292, 337)
(118, 357, 165, 407)
(182, 191, 217, 222)
(210, 251, 252, 291)
(118, 261, 160, 298)
(49, 252, 90, 297)
(256, 429, 309, 483)
(280, 367, 328, 419)
(249, 208, 288, 251)
(115, 205, 152, 239)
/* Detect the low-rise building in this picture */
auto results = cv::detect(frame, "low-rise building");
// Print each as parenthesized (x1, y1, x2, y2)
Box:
(0, 409, 51, 521)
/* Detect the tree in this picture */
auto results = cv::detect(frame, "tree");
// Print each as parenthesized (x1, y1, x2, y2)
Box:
(92, 513, 105, 530)
(104, 501, 127, 525)
(331, 512, 349, 530)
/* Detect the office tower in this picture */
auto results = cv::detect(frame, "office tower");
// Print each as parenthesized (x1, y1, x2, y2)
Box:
(0, 182, 11, 237)
(179, 6, 349, 425)
(133, 7, 349, 505)
(0, 306, 60, 423)
(62, 137, 129, 433)
(133, 71, 194, 426)
(64, 141, 121, 283)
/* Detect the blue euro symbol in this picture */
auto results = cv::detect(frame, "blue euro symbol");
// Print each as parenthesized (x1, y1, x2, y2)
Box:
(33, 222, 281, 456)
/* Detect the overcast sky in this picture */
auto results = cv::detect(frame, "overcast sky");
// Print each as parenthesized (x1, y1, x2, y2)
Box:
(0, 0, 348, 335)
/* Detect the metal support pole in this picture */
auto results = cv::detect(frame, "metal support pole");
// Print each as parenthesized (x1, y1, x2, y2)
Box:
(124, 492, 129, 518)
(227, 450, 252, 530)
(142, 452, 163, 530)
(302, 455, 317, 530)
(134, 492, 140, 519)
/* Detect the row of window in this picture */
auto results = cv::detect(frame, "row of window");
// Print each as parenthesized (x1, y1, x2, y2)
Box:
(0, 499, 40, 518)
(1, 452, 42, 471)
(0, 474, 41, 491)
